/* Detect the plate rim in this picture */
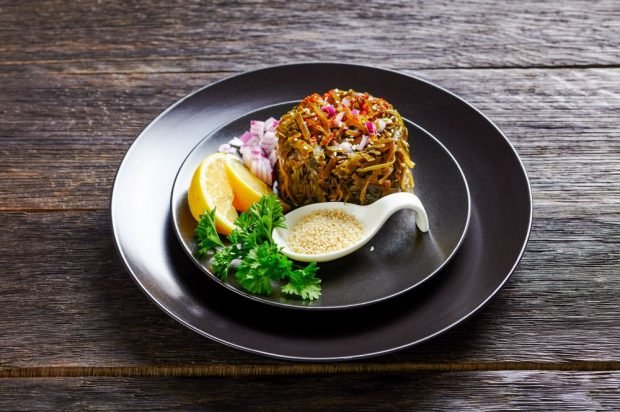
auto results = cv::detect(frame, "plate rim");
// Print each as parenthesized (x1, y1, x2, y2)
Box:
(110, 62, 533, 361)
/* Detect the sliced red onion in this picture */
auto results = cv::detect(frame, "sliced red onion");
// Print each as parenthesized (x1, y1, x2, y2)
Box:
(242, 149, 253, 169)
(341, 97, 350, 107)
(239, 144, 251, 155)
(249, 158, 260, 179)
(250, 120, 264, 139)
(334, 111, 345, 126)
(268, 149, 278, 168)
(218, 143, 237, 155)
(321, 104, 336, 117)
(228, 137, 244, 147)
(239, 131, 253, 144)
(265, 159, 273, 186)
(250, 136, 262, 147)
(358, 135, 370, 150)
(249, 157, 273, 186)
(350, 109, 359, 116)
(223, 118, 281, 187)
(257, 160, 265, 182)
(264, 117, 279, 132)
(365, 121, 376, 135)
(261, 157, 273, 185)
(242, 145, 262, 168)
(260, 160, 269, 184)
(261, 131, 277, 155)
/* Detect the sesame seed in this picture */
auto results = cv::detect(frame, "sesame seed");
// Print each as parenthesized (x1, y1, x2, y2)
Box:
(287, 209, 365, 254)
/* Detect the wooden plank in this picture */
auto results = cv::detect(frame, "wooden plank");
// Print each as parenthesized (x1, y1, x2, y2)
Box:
(0, 0, 618, 72)
(0, 209, 618, 367)
(1, 372, 619, 410)
(1, 68, 618, 210)
(0, 72, 221, 210)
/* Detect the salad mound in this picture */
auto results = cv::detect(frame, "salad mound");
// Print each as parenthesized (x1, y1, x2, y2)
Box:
(275, 89, 414, 207)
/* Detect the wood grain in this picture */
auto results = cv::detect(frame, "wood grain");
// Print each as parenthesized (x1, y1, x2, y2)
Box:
(1, 68, 619, 211)
(3, 362, 620, 378)
(0, 72, 222, 210)
(0, 0, 618, 73)
(0, 209, 618, 367)
(1, 372, 619, 410)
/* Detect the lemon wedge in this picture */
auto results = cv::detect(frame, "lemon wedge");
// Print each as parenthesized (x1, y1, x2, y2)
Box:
(187, 153, 238, 235)
(224, 156, 273, 212)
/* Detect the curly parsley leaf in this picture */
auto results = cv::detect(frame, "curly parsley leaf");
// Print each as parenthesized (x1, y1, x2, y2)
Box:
(281, 262, 321, 301)
(258, 242, 294, 279)
(210, 245, 238, 280)
(235, 242, 279, 295)
(241, 194, 285, 243)
(192, 194, 321, 300)
(194, 209, 224, 256)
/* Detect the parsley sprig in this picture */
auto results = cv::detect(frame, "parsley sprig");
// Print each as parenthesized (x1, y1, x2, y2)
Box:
(194, 195, 321, 301)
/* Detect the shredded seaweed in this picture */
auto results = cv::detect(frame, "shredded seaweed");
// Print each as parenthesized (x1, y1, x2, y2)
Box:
(275, 89, 414, 207)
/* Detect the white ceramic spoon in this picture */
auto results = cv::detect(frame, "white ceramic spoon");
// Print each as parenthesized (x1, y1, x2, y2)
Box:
(272, 192, 429, 262)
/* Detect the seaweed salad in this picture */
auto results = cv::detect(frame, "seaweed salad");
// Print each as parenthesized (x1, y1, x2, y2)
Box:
(275, 89, 414, 207)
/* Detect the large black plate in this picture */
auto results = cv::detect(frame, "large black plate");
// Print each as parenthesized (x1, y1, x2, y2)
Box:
(111, 63, 532, 360)
(170, 103, 471, 310)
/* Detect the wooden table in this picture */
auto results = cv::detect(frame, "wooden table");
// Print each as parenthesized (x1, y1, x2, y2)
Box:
(2, 1, 619, 409)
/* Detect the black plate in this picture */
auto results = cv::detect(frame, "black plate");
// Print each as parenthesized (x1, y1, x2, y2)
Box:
(111, 63, 532, 360)
(171, 103, 470, 310)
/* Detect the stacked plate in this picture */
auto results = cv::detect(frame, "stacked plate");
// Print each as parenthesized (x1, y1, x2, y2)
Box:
(111, 63, 532, 361)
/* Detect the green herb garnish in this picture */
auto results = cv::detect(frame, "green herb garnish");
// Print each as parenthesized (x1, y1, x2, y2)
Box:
(194, 209, 225, 255)
(194, 194, 321, 300)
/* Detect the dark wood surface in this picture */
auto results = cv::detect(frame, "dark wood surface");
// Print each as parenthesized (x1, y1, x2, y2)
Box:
(1, 0, 619, 409)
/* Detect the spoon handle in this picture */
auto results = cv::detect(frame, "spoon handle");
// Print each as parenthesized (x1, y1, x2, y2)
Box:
(371, 192, 429, 232)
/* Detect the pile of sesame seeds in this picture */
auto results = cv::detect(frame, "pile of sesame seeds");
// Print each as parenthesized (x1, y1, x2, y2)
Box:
(287, 209, 365, 255)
